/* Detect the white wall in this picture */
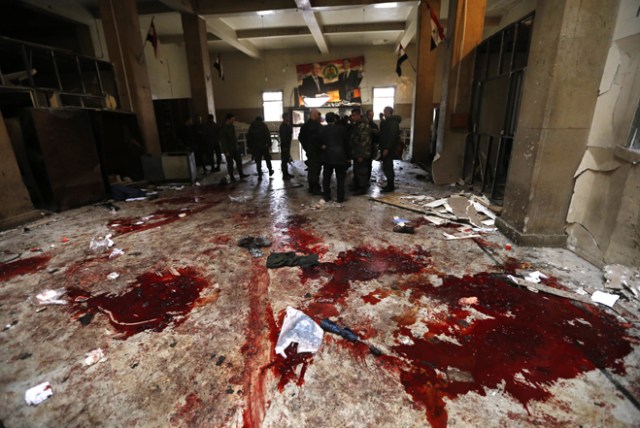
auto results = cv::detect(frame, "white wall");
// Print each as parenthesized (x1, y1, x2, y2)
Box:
(210, 44, 420, 110)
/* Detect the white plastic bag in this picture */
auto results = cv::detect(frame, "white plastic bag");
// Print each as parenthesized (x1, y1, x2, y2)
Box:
(25, 382, 52, 405)
(275, 307, 324, 358)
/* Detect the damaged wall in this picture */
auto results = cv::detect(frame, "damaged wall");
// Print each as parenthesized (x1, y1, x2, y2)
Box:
(566, 0, 640, 267)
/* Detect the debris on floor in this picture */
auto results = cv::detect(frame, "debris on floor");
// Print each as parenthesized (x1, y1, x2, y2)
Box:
(591, 290, 620, 308)
(229, 194, 251, 203)
(275, 307, 324, 357)
(107, 272, 119, 280)
(237, 236, 272, 258)
(109, 248, 125, 259)
(35, 289, 67, 305)
(320, 319, 382, 356)
(88, 234, 114, 254)
(25, 382, 53, 405)
(604, 264, 640, 300)
(83, 348, 107, 366)
(266, 252, 319, 268)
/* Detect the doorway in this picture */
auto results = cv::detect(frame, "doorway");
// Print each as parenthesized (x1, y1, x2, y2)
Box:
(464, 13, 535, 204)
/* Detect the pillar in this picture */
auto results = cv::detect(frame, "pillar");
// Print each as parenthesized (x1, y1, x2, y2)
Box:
(432, 0, 486, 183)
(496, 0, 618, 246)
(410, 0, 439, 164)
(181, 13, 216, 119)
(98, 0, 161, 154)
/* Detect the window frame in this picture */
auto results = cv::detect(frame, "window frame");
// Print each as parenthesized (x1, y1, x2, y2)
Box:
(372, 86, 396, 118)
(262, 90, 284, 122)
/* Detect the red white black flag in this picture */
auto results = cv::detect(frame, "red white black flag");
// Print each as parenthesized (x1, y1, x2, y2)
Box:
(396, 45, 408, 77)
(429, 3, 445, 50)
(214, 54, 224, 81)
(145, 18, 159, 58)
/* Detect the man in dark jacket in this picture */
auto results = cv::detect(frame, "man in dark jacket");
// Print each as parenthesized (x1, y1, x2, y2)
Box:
(247, 116, 274, 181)
(203, 114, 222, 172)
(279, 112, 293, 179)
(319, 112, 348, 203)
(378, 106, 402, 192)
(366, 109, 380, 183)
(348, 108, 371, 195)
(298, 109, 323, 195)
(192, 114, 206, 172)
(220, 113, 247, 182)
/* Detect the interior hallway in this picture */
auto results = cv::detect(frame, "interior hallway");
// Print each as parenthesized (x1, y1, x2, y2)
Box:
(1, 160, 638, 427)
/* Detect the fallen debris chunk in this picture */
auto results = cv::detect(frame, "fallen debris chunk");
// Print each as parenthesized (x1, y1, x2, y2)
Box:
(275, 307, 324, 357)
(393, 224, 415, 234)
(89, 234, 114, 254)
(109, 248, 125, 259)
(35, 289, 67, 305)
(458, 297, 479, 306)
(519, 271, 549, 284)
(107, 272, 119, 281)
(425, 198, 448, 209)
(591, 290, 620, 308)
(229, 194, 251, 203)
(424, 215, 448, 226)
(84, 348, 107, 366)
(25, 382, 52, 405)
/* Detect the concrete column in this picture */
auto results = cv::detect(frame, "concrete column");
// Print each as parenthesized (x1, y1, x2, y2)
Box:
(410, 0, 439, 164)
(181, 13, 216, 119)
(98, 0, 161, 154)
(432, 0, 486, 183)
(496, 0, 618, 246)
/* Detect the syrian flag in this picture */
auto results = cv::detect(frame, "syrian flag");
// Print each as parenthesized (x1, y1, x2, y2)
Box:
(145, 19, 159, 58)
(429, 3, 445, 50)
(214, 54, 224, 81)
(396, 45, 408, 77)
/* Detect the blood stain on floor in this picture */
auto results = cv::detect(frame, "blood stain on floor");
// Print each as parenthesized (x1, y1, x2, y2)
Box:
(0, 254, 52, 281)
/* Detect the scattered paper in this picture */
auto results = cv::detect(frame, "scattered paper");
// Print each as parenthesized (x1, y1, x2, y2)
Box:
(109, 248, 125, 259)
(591, 290, 620, 308)
(36, 289, 67, 305)
(84, 348, 107, 366)
(107, 272, 119, 280)
(275, 307, 324, 358)
(443, 232, 482, 240)
(523, 271, 548, 284)
(25, 382, 53, 405)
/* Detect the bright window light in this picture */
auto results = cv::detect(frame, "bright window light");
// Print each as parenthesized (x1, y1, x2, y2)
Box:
(374, 2, 398, 9)
(263, 91, 284, 122)
(373, 86, 395, 117)
(257, 10, 275, 16)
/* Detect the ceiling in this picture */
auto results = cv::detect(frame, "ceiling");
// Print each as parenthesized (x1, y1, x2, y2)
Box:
(21, 0, 523, 58)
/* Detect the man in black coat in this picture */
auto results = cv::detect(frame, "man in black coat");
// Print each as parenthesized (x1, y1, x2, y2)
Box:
(279, 113, 293, 179)
(299, 63, 328, 98)
(247, 116, 274, 181)
(203, 114, 222, 172)
(338, 59, 362, 103)
(319, 112, 348, 203)
(298, 109, 323, 195)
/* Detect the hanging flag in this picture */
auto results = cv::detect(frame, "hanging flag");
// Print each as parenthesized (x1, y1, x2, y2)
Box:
(214, 54, 224, 80)
(429, 3, 445, 50)
(145, 19, 159, 58)
(396, 45, 408, 77)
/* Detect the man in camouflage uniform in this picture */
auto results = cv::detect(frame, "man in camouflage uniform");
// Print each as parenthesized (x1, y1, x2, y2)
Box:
(348, 108, 371, 195)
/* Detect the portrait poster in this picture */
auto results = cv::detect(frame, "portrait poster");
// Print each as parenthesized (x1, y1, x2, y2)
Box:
(296, 56, 365, 107)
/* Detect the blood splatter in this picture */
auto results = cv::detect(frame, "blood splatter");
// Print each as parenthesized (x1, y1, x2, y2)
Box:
(274, 214, 327, 256)
(0, 254, 51, 281)
(301, 245, 431, 318)
(390, 272, 632, 427)
(67, 267, 209, 338)
(108, 202, 219, 236)
(266, 343, 314, 392)
(155, 195, 206, 205)
(170, 393, 203, 425)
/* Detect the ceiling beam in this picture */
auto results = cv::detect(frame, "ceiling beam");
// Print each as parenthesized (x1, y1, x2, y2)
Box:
(205, 17, 261, 58)
(236, 21, 404, 39)
(157, 0, 194, 14)
(196, 0, 415, 15)
(295, 0, 329, 54)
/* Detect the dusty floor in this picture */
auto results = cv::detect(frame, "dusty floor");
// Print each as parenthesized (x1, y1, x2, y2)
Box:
(1, 160, 639, 428)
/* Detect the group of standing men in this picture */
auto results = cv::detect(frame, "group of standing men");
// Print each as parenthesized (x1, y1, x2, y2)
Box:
(299, 106, 402, 203)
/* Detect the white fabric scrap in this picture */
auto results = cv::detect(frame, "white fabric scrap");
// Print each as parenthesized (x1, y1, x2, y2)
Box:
(109, 248, 125, 259)
(107, 272, 119, 280)
(275, 307, 324, 358)
(591, 290, 620, 308)
(25, 382, 53, 405)
(36, 289, 67, 305)
(443, 232, 482, 240)
(523, 271, 548, 284)
(84, 348, 107, 366)
(425, 198, 448, 209)
(424, 215, 447, 226)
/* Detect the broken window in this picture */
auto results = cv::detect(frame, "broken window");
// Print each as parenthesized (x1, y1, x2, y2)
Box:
(627, 97, 640, 150)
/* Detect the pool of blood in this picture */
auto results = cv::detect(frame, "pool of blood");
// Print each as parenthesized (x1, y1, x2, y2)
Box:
(301, 245, 431, 318)
(266, 343, 314, 392)
(67, 267, 209, 338)
(108, 202, 219, 236)
(0, 254, 51, 281)
(390, 272, 632, 428)
(274, 215, 327, 256)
